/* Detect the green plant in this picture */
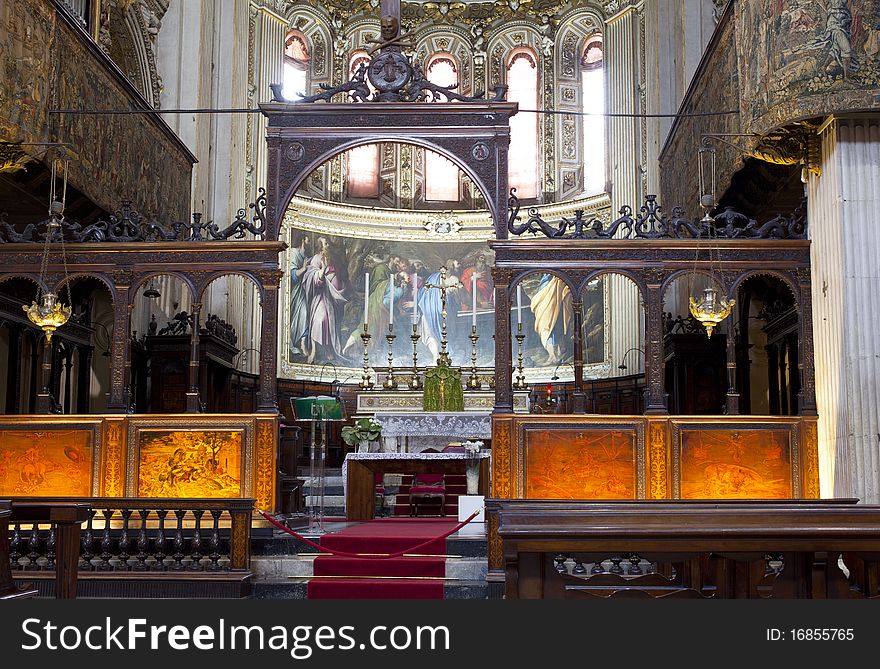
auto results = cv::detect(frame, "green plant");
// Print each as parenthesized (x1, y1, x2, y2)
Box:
(341, 417, 382, 446)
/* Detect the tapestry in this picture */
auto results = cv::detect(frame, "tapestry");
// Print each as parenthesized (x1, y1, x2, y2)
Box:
(738, 0, 880, 135)
(136, 429, 243, 498)
(0, 429, 93, 496)
(525, 429, 636, 500)
(680, 429, 791, 499)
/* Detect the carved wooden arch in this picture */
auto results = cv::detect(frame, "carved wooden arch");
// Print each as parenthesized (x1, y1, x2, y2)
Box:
(0, 273, 47, 293)
(508, 268, 579, 298)
(580, 269, 647, 304)
(261, 101, 517, 241)
(130, 271, 198, 304)
(730, 269, 801, 304)
(55, 272, 118, 305)
(196, 270, 266, 307)
(660, 268, 731, 303)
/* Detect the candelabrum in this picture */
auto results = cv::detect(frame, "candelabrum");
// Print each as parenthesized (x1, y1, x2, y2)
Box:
(409, 322, 422, 390)
(359, 324, 374, 390)
(467, 325, 481, 390)
(513, 322, 527, 390)
(383, 324, 398, 390)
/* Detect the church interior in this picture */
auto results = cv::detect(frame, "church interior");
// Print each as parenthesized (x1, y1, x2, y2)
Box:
(2, 0, 880, 600)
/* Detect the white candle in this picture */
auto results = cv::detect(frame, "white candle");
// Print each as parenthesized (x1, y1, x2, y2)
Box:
(516, 285, 523, 325)
(471, 272, 477, 328)
(411, 274, 418, 324)
(389, 275, 394, 327)
(363, 272, 370, 326)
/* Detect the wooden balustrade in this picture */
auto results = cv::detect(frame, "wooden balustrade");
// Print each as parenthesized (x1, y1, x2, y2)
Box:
(7, 498, 255, 598)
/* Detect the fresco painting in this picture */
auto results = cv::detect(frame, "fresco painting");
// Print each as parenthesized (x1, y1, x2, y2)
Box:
(285, 227, 605, 375)
(525, 429, 636, 499)
(0, 430, 93, 496)
(137, 430, 243, 498)
(680, 429, 792, 499)
(286, 228, 497, 370)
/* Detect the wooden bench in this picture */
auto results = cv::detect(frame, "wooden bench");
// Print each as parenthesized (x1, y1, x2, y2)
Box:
(488, 498, 880, 599)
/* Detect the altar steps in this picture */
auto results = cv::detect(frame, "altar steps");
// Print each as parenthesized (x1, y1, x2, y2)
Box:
(250, 519, 487, 599)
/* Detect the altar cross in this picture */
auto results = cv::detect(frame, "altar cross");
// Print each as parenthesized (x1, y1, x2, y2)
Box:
(423, 265, 463, 366)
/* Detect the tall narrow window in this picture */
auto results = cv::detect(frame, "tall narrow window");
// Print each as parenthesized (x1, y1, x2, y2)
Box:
(506, 49, 539, 200)
(425, 54, 461, 202)
(347, 52, 380, 198)
(282, 31, 310, 101)
(581, 36, 605, 195)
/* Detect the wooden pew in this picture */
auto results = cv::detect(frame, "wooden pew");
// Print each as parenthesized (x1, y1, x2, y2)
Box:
(488, 499, 880, 599)
(9, 501, 91, 599)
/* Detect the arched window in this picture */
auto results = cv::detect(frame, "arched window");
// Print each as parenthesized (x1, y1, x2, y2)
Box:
(506, 49, 539, 200)
(581, 35, 605, 195)
(425, 54, 461, 202)
(282, 30, 310, 101)
(347, 51, 380, 199)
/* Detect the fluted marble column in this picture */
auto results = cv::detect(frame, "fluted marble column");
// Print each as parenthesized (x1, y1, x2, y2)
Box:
(605, 2, 646, 380)
(807, 115, 880, 502)
(249, 3, 288, 206)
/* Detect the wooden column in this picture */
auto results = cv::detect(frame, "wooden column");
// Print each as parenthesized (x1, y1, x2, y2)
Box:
(571, 299, 586, 413)
(725, 319, 739, 414)
(107, 279, 131, 413)
(257, 270, 282, 414)
(186, 302, 203, 413)
(767, 342, 780, 415)
(76, 345, 92, 413)
(493, 271, 513, 413)
(27, 334, 39, 413)
(62, 346, 74, 414)
(779, 339, 789, 415)
(5, 324, 21, 414)
(644, 282, 667, 414)
(796, 275, 816, 415)
(35, 336, 53, 414)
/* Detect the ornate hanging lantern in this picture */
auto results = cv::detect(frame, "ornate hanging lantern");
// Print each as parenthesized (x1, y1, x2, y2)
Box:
(689, 286, 734, 338)
(23, 160, 73, 342)
(688, 145, 734, 337)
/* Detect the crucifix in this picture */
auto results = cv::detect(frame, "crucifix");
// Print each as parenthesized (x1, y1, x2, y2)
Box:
(422, 265, 463, 366)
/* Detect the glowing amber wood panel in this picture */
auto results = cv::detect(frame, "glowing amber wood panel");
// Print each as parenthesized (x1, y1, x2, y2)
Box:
(0, 430, 93, 496)
(680, 429, 791, 499)
(136, 430, 244, 498)
(525, 429, 636, 499)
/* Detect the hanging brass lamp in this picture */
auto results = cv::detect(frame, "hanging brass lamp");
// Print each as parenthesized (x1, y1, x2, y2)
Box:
(23, 161, 73, 342)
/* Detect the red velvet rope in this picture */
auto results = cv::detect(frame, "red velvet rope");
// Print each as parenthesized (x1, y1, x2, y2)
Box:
(258, 509, 480, 560)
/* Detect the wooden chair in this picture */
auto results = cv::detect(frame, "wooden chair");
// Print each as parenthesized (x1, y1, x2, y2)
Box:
(409, 474, 446, 517)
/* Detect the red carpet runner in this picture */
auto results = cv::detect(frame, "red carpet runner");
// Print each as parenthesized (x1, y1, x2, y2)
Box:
(308, 518, 456, 599)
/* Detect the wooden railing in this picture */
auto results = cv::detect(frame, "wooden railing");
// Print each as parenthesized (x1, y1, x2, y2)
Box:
(7, 498, 255, 598)
(488, 499, 880, 599)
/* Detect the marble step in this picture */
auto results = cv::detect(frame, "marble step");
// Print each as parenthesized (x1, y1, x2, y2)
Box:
(251, 554, 487, 581)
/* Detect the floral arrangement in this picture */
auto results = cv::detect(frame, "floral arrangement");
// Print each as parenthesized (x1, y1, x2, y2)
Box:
(341, 417, 382, 446)
(463, 440, 484, 455)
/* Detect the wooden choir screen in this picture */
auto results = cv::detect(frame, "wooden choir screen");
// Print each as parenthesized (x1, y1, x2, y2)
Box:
(0, 415, 278, 512)
(491, 414, 820, 502)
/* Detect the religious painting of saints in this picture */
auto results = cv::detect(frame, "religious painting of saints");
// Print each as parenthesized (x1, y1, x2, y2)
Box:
(737, 0, 880, 130)
(284, 226, 497, 371)
(136, 429, 244, 498)
(679, 429, 792, 499)
(511, 274, 605, 369)
(0, 429, 93, 496)
(525, 429, 636, 499)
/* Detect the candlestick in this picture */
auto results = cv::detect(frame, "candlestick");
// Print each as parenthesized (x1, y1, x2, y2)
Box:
(513, 322, 527, 390)
(363, 272, 370, 327)
(411, 273, 418, 324)
(471, 272, 477, 329)
(359, 323, 374, 390)
(383, 323, 398, 390)
(389, 277, 395, 326)
(408, 322, 421, 390)
(467, 325, 481, 390)
(516, 284, 523, 325)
